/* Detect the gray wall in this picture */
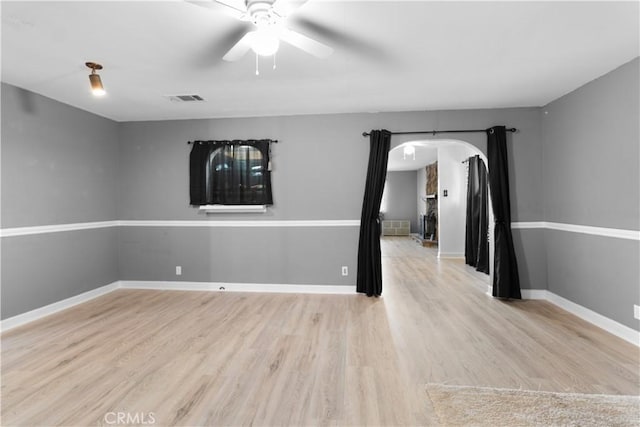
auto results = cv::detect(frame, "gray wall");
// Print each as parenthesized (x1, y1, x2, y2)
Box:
(541, 58, 640, 330)
(116, 114, 371, 286)
(1, 84, 120, 319)
(2, 82, 547, 317)
(119, 227, 359, 285)
(2, 230, 118, 318)
(3, 59, 637, 333)
(118, 114, 368, 221)
(118, 107, 545, 290)
(1, 85, 119, 227)
(383, 171, 418, 232)
(119, 108, 544, 222)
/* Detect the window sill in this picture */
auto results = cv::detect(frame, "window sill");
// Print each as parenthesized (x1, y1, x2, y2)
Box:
(199, 205, 267, 214)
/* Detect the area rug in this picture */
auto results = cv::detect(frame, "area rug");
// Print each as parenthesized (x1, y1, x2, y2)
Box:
(426, 383, 640, 426)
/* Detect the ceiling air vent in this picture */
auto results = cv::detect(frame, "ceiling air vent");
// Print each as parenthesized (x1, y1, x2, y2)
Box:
(164, 94, 206, 103)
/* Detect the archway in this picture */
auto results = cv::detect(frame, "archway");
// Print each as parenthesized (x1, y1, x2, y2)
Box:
(383, 138, 494, 290)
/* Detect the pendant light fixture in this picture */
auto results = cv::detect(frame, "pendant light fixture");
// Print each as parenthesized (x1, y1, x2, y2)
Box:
(403, 145, 416, 160)
(85, 62, 105, 96)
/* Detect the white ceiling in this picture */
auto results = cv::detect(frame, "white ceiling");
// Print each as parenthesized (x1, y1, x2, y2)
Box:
(387, 139, 471, 171)
(2, 1, 638, 122)
(388, 143, 437, 172)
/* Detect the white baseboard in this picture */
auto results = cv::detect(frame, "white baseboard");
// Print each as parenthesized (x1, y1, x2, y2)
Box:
(5, 281, 636, 348)
(1, 281, 357, 332)
(521, 289, 639, 347)
(520, 289, 548, 300)
(1, 281, 120, 332)
(119, 281, 356, 295)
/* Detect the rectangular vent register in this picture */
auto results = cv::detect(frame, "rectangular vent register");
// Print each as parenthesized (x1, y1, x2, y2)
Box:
(382, 220, 410, 236)
(164, 94, 206, 102)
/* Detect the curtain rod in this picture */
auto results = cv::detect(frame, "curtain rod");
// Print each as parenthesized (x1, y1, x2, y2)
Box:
(187, 139, 278, 144)
(361, 128, 517, 137)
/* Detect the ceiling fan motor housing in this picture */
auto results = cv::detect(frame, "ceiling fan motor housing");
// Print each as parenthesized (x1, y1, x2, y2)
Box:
(246, 0, 278, 26)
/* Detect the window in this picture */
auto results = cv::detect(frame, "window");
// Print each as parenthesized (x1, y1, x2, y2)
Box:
(189, 139, 273, 206)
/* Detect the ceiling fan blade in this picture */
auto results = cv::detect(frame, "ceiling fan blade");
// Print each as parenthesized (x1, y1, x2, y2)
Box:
(186, 0, 247, 20)
(223, 31, 255, 61)
(279, 28, 333, 58)
(291, 16, 390, 62)
(272, 0, 309, 17)
(215, 0, 249, 17)
(190, 24, 253, 69)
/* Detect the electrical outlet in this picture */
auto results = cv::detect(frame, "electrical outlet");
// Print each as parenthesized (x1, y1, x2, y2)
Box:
(634, 304, 640, 320)
(341, 266, 348, 276)
(176, 266, 182, 276)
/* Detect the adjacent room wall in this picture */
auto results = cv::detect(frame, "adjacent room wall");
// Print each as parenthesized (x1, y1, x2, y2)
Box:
(382, 171, 418, 232)
(541, 58, 640, 331)
(437, 144, 477, 258)
(417, 165, 427, 222)
(1, 83, 119, 319)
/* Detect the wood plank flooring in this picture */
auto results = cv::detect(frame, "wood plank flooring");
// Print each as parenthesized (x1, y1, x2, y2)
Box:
(2, 237, 638, 426)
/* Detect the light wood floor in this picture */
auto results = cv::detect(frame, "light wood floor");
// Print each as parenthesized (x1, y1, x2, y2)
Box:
(2, 237, 638, 426)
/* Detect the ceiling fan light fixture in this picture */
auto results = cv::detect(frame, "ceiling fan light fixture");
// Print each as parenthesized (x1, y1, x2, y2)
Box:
(85, 62, 105, 96)
(210, 0, 333, 65)
(251, 28, 280, 57)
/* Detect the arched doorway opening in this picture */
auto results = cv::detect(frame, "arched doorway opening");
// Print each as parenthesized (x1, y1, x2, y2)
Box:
(381, 138, 494, 290)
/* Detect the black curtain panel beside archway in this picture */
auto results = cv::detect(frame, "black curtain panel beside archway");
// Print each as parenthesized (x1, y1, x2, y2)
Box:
(487, 126, 522, 299)
(357, 130, 391, 297)
(465, 155, 490, 274)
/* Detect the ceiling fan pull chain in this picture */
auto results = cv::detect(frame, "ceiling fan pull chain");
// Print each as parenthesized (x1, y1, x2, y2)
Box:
(255, 53, 260, 76)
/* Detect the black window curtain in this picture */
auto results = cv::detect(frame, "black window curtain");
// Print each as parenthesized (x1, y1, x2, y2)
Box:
(357, 130, 391, 297)
(189, 139, 273, 206)
(487, 126, 521, 299)
(465, 155, 489, 274)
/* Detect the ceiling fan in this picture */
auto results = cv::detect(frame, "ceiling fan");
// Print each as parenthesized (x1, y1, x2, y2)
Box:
(192, 0, 333, 61)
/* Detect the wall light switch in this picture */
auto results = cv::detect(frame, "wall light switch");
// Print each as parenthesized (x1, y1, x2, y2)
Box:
(443, 189, 448, 197)
(341, 266, 348, 276)
(176, 266, 182, 276)
(634, 304, 640, 320)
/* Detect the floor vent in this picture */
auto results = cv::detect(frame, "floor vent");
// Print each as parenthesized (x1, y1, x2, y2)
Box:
(165, 94, 206, 102)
